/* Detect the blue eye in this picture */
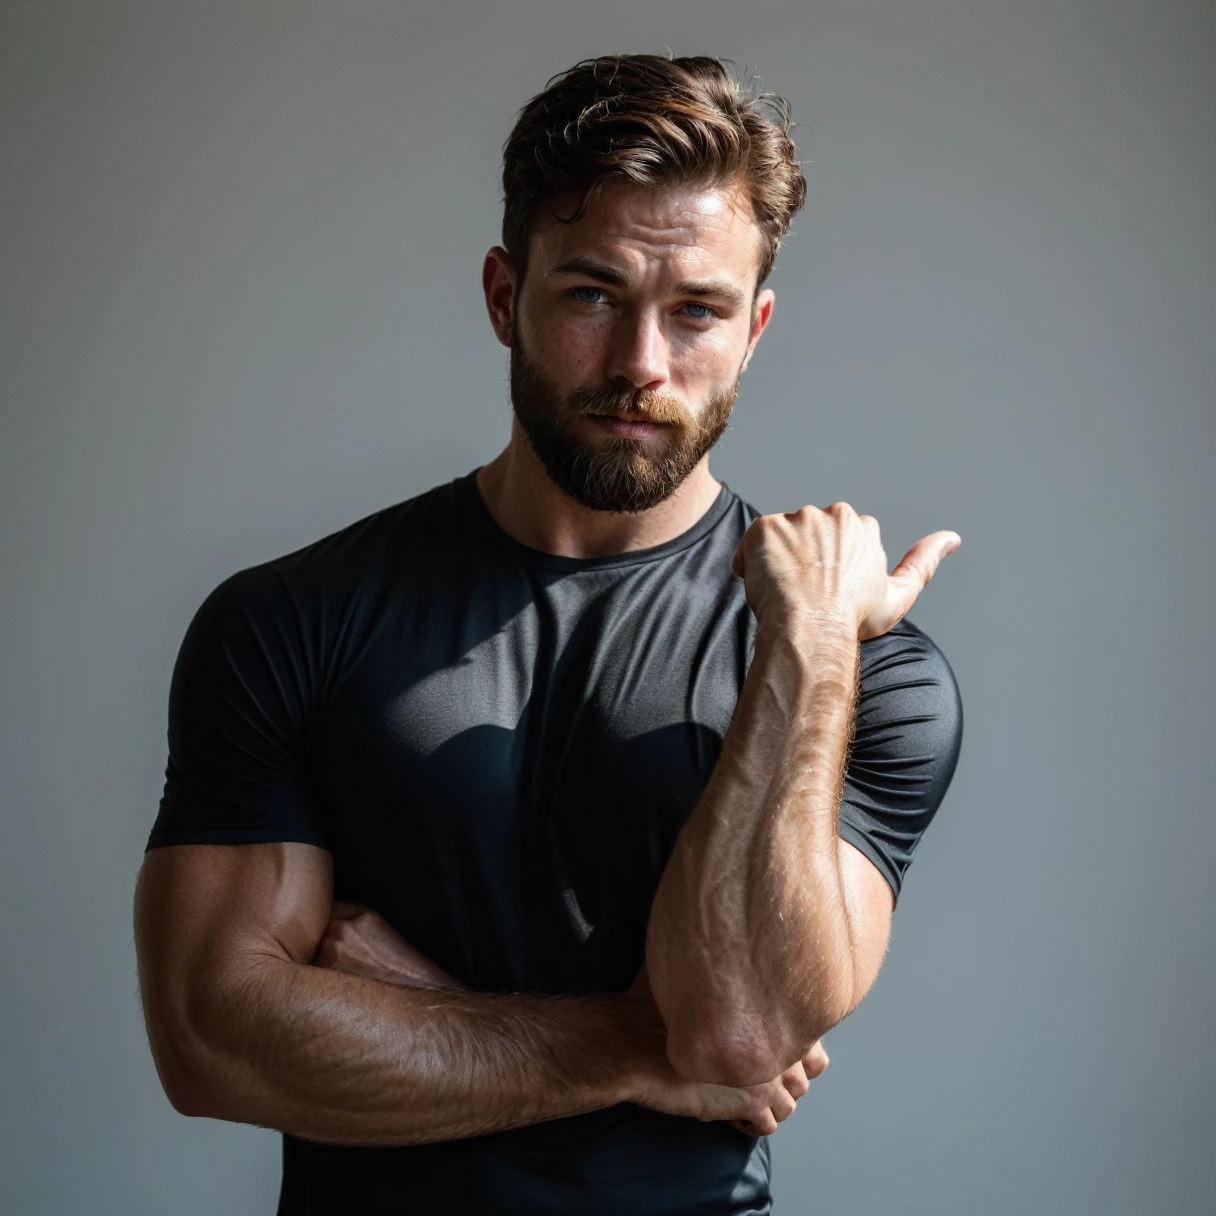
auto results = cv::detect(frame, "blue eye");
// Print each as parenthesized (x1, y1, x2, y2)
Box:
(682, 302, 715, 320)
(572, 287, 608, 304)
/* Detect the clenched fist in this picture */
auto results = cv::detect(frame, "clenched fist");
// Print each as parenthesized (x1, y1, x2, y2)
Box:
(731, 502, 960, 640)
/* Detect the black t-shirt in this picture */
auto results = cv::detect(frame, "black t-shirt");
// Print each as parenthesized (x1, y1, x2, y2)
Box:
(148, 470, 963, 1216)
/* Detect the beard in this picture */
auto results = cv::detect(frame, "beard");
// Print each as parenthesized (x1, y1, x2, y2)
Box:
(509, 327, 740, 514)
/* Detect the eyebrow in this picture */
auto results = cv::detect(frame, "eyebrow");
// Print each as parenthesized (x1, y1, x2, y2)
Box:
(673, 278, 748, 310)
(547, 257, 749, 311)
(547, 256, 628, 287)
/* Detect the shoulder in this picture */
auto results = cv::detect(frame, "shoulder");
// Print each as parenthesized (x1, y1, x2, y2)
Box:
(859, 618, 960, 694)
(178, 476, 472, 686)
(855, 618, 963, 759)
(265, 476, 465, 589)
(191, 476, 465, 627)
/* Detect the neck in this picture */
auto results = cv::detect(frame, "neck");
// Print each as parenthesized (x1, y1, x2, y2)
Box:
(475, 420, 723, 560)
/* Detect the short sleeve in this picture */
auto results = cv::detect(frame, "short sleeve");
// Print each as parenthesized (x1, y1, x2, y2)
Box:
(837, 618, 963, 901)
(146, 566, 329, 851)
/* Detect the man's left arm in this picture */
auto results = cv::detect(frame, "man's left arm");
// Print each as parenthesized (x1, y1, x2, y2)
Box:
(644, 502, 961, 1087)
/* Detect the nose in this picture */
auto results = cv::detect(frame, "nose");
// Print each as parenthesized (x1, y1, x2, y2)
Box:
(603, 309, 670, 394)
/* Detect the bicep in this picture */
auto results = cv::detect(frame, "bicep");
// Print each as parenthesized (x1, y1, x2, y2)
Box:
(135, 842, 332, 1100)
(838, 836, 894, 1006)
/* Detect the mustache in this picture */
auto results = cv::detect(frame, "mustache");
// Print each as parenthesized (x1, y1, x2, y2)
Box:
(569, 385, 692, 427)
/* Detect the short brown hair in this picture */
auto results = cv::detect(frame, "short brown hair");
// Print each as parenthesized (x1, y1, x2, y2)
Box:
(502, 54, 807, 286)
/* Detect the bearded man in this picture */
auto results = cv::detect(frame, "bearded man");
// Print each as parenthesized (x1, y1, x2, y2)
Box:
(135, 54, 963, 1215)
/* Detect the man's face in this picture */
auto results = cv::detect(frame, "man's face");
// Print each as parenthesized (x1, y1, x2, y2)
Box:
(502, 181, 774, 513)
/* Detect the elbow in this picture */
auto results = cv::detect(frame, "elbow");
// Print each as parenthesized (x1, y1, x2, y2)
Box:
(147, 1022, 229, 1119)
(141, 983, 244, 1121)
(668, 1033, 784, 1089)
(160, 1065, 214, 1119)
(138, 952, 274, 1122)
(665, 1020, 802, 1089)
(665, 1002, 849, 1088)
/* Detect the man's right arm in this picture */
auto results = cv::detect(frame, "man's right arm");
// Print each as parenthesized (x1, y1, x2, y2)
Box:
(134, 841, 808, 1145)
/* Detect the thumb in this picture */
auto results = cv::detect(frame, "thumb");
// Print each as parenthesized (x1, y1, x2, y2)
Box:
(886, 531, 961, 620)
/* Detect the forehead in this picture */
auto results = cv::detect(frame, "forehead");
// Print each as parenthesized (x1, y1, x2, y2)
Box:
(529, 181, 764, 284)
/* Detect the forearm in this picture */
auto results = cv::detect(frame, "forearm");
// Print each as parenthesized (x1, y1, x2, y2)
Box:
(165, 956, 638, 1145)
(646, 614, 861, 1083)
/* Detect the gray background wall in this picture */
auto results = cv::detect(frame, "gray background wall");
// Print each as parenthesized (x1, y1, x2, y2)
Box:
(3, 1, 1213, 1212)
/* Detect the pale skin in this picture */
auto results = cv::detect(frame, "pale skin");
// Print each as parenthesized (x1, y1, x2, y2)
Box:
(135, 179, 959, 1144)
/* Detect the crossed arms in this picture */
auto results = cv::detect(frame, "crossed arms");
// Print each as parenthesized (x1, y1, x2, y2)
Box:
(135, 504, 958, 1144)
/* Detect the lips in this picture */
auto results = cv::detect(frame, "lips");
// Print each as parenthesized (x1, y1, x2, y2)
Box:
(587, 414, 666, 438)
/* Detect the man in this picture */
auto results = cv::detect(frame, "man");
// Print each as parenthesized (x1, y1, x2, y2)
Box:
(135, 54, 963, 1215)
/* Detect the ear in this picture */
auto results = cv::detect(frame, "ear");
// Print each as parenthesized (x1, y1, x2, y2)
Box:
(483, 247, 517, 348)
(740, 288, 775, 374)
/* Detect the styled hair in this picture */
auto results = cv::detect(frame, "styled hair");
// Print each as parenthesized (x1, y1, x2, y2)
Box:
(501, 54, 807, 286)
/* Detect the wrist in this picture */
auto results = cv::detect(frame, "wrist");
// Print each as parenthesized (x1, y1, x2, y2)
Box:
(755, 611, 860, 669)
(756, 599, 858, 644)
(599, 993, 671, 1105)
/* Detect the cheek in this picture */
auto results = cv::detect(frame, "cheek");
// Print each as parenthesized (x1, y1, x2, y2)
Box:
(667, 325, 747, 389)
(526, 315, 609, 385)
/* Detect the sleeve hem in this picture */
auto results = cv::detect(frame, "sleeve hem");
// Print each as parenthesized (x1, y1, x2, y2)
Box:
(145, 824, 330, 852)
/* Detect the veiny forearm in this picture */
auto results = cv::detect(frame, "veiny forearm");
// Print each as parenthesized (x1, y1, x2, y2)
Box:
(167, 956, 636, 1146)
(646, 615, 861, 1084)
